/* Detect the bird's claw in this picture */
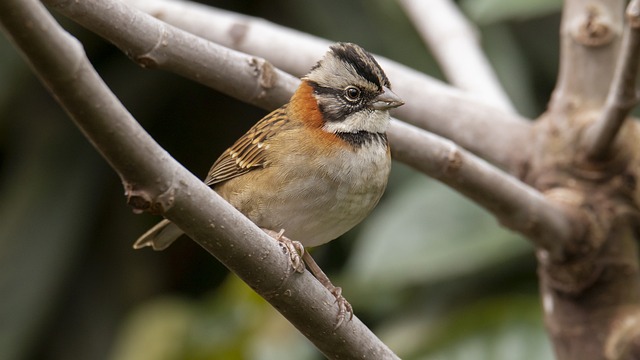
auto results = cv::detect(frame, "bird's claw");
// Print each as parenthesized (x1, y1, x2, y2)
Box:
(264, 228, 305, 273)
(330, 286, 353, 329)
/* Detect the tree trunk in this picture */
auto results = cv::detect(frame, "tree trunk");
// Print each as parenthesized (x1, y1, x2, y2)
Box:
(523, 1, 640, 358)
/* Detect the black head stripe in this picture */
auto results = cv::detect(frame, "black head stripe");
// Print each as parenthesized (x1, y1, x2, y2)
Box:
(308, 81, 339, 97)
(330, 43, 390, 89)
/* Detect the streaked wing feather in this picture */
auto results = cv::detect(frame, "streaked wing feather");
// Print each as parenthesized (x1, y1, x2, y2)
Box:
(205, 106, 290, 186)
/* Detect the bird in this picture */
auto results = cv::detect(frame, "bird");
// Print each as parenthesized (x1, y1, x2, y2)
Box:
(134, 42, 404, 327)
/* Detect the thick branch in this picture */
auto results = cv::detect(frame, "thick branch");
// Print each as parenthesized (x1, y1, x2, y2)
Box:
(397, 0, 514, 112)
(46, 0, 297, 110)
(0, 1, 400, 359)
(585, 0, 640, 160)
(44, 0, 580, 258)
(121, 0, 532, 171)
(388, 121, 578, 260)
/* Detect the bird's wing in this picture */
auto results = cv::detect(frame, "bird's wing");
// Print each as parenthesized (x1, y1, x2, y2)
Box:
(205, 106, 290, 186)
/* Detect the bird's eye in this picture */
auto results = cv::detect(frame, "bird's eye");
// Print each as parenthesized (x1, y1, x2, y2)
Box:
(344, 86, 361, 102)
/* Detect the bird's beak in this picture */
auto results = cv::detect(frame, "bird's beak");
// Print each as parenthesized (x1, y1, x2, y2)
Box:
(370, 87, 404, 110)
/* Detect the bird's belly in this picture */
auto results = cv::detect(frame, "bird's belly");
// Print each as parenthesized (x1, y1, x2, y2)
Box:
(262, 179, 385, 247)
(217, 142, 391, 247)
(221, 158, 387, 246)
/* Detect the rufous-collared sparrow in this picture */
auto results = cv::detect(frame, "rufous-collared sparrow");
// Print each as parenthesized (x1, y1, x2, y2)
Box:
(134, 42, 404, 326)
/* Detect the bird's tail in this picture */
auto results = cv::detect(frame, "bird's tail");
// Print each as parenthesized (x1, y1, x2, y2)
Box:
(133, 219, 184, 251)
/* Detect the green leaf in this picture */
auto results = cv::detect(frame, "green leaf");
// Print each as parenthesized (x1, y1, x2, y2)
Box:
(383, 296, 553, 360)
(110, 277, 319, 360)
(344, 174, 531, 299)
(109, 297, 195, 360)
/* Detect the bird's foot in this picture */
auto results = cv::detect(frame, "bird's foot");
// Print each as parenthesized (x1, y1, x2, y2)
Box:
(263, 228, 305, 273)
(328, 285, 353, 329)
(263, 229, 353, 328)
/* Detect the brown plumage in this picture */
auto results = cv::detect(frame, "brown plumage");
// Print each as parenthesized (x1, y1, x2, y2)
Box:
(204, 106, 291, 186)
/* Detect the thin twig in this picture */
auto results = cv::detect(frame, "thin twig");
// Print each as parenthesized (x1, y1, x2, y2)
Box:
(43, 0, 579, 258)
(397, 0, 514, 112)
(585, 0, 640, 160)
(121, 0, 532, 171)
(0, 1, 401, 358)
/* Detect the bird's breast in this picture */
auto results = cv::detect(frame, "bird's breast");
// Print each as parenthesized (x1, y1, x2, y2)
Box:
(276, 140, 391, 246)
(216, 138, 391, 247)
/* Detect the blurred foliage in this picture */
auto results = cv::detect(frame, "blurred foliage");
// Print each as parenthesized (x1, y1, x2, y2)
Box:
(0, 0, 563, 359)
(460, 0, 562, 25)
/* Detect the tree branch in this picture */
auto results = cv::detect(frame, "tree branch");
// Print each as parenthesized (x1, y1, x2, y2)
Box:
(397, 0, 514, 112)
(551, 0, 625, 112)
(43, 0, 581, 260)
(584, 0, 640, 160)
(0, 1, 400, 359)
(120, 0, 532, 171)
(388, 121, 579, 260)
(49, 0, 297, 110)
